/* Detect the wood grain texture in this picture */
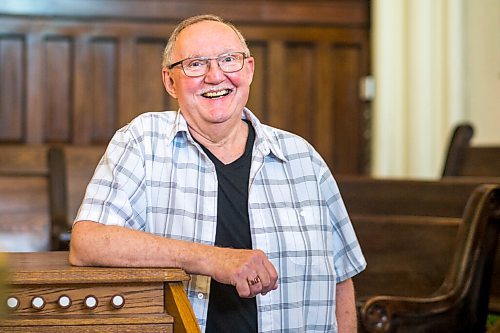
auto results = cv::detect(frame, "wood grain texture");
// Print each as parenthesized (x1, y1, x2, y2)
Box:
(0, 0, 371, 174)
(0, 325, 172, 333)
(164, 282, 201, 333)
(2, 252, 198, 332)
(5, 252, 190, 285)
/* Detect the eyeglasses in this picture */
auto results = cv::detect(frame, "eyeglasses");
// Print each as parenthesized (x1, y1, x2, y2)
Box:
(168, 52, 249, 77)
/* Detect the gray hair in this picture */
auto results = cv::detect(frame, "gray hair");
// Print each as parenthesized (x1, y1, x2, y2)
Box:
(161, 14, 250, 68)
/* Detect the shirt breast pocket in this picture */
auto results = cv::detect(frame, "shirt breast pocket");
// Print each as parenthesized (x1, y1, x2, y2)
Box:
(275, 207, 327, 266)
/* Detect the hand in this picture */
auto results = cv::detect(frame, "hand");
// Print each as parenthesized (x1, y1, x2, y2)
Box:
(208, 247, 278, 298)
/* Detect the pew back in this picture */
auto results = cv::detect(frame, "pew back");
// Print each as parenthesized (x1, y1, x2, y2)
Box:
(48, 145, 106, 250)
(336, 177, 500, 332)
(0, 145, 51, 251)
(441, 123, 500, 314)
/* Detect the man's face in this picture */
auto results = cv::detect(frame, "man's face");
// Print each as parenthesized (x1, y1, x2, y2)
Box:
(162, 20, 254, 128)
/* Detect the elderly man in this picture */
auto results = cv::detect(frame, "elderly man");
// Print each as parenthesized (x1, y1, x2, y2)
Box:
(70, 14, 366, 333)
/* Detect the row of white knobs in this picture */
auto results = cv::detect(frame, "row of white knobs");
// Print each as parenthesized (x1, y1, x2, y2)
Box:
(6, 295, 125, 310)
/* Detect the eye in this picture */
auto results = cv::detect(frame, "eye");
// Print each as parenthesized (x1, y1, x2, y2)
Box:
(185, 58, 207, 69)
(220, 54, 238, 63)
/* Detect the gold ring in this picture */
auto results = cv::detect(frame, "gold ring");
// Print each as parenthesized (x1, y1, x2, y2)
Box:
(247, 276, 261, 286)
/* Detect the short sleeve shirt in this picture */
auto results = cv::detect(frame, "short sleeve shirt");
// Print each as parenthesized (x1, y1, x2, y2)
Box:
(76, 108, 367, 333)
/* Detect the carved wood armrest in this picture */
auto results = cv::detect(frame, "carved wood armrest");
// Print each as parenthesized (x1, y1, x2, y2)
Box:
(360, 292, 457, 333)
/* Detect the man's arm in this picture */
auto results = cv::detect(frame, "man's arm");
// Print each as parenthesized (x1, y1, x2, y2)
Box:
(335, 278, 357, 333)
(69, 221, 278, 297)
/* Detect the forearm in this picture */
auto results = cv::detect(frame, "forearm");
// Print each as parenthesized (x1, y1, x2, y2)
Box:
(69, 220, 213, 275)
(69, 220, 278, 298)
(335, 278, 357, 333)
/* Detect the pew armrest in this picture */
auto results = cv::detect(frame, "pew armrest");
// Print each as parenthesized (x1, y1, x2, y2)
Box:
(360, 292, 463, 333)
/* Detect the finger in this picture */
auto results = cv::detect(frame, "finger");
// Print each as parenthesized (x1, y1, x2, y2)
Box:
(247, 275, 264, 297)
(260, 259, 278, 292)
(235, 279, 253, 298)
(247, 275, 261, 286)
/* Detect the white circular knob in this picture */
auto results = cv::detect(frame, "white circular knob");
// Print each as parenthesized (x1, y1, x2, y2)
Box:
(31, 296, 45, 310)
(84, 295, 98, 309)
(111, 295, 125, 309)
(6, 296, 19, 310)
(58, 295, 72, 309)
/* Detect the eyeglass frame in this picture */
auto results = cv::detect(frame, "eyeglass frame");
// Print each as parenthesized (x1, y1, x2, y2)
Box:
(167, 51, 250, 77)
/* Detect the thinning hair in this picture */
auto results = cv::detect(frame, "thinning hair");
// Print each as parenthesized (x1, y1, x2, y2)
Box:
(161, 14, 250, 68)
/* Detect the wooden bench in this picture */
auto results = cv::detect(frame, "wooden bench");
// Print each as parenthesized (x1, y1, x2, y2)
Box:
(336, 177, 500, 333)
(442, 122, 500, 314)
(48, 145, 107, 250)
(0, 145, 51, 251)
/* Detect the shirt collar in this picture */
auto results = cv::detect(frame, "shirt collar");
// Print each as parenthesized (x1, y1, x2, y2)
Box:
(167, 108, 287, 162)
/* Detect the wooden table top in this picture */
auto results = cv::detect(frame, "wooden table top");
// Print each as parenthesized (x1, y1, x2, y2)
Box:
(4, 251, 190, 285)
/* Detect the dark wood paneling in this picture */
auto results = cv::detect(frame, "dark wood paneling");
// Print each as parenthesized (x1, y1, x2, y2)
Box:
(0, 0, 371, 174)
(91, 39, 118, 142)
(332, 44, 364, 174)
(45, 38, 72, 142)
(0, 1, 369, 26)
(247, 42, 266, 122)
(0, 37, 24, 142)
(136, 39, 169, 113)
(286, 43, 314, 141)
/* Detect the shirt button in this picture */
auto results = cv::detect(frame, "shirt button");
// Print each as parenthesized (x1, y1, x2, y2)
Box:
(197, 293, 204, 300)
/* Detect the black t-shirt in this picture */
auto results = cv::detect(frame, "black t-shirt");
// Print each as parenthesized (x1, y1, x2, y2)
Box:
(200, 120, 257, 333)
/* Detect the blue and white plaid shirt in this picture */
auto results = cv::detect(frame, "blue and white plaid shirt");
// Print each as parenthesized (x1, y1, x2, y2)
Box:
(76, 108, 366, 332)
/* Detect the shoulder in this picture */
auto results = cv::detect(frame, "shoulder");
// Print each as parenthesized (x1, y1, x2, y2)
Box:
(264, 124, 322, 162)
(120, 111, 178, 133)
(114, 111, 180, 143)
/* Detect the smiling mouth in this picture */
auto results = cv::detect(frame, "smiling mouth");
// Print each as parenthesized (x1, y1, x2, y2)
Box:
(201, 89, 232, 99)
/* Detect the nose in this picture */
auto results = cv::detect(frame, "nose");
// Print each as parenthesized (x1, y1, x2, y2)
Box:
(204, 59, 225, 82)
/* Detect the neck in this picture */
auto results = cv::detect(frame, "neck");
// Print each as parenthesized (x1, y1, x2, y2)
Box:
(189, 120, 249, 164)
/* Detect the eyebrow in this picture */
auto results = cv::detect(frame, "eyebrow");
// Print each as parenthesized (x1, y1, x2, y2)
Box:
(183, 49, 237, 59)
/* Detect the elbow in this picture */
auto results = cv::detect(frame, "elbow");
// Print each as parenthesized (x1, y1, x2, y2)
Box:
(68, 221, 99, 266)
(68, 231, 88, 266)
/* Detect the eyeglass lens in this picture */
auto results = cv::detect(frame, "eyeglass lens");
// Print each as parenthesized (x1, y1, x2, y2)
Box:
(182, 53, 245, 77)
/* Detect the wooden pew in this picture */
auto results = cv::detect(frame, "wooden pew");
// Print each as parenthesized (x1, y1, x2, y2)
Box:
(48, 145, 107, 250)
(336, 177, 500, 333)
(442, 122, 500, 178)
(0, 145, 51, 251)
(441, 122, 500, 314)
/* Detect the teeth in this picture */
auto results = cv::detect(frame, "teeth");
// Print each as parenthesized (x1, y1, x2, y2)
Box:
(202, 89, 230, 98)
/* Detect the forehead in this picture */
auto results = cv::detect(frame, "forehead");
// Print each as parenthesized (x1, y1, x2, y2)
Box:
(173, 20, 243, 57)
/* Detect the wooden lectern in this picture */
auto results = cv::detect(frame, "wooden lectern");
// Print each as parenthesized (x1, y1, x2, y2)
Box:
(1, 252, 201, 332)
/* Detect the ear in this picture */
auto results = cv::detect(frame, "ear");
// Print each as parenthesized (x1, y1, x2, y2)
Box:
(245, 56, 255, 85)
(162, 67, 178, 99)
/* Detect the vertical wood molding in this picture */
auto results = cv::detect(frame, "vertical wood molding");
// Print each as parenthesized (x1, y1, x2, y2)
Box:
(266, 41, 286, 128)
(26, 34, 44, 143)
(118, 37, 137, 127)
(314, 42, 334, 167)
(72, 36, 92, 144)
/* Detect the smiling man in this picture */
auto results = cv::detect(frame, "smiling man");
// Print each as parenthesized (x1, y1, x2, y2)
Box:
(69, 14, 366, 333)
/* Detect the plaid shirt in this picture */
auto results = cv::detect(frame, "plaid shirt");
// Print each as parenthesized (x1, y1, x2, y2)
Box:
(76, 108, 366, 332)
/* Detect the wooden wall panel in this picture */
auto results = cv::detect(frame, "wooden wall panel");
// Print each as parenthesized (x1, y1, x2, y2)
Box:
(0, 0, 371, 174)
(136, 39, 169, 114)
(331, 44, 366, 174)
(45, 38, 72, 142)
(0, 37, 24, 142)
(91, 39, 118, 143)
(286, 43, 315, 141)
(247, 42, 267, 122)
